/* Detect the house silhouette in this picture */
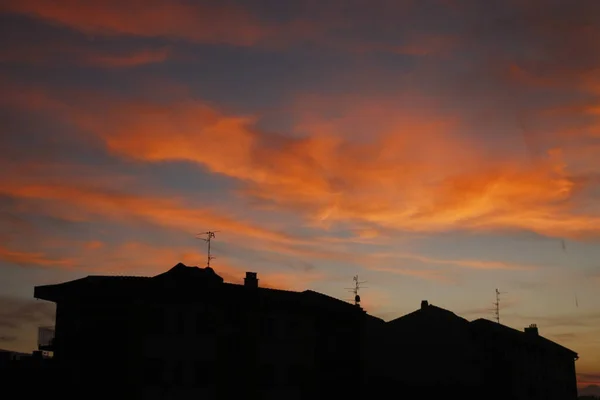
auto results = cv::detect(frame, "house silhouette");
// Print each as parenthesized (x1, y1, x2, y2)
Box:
(34, 263, 376, 399)
(365, 300, 579, 400)
(32, 263, 578, 400)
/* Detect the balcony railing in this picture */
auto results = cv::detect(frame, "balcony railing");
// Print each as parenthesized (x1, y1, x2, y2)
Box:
(38, 326, 55, 351)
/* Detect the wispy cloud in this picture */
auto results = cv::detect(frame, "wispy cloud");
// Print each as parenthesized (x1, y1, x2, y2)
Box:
(370, 252, 538, 271)
(0, 245, 75, 269)
(0, 39, 170, 68)
(368, 266, 454, 284)
(1, 0, 269, 46)
(0, 296, 55, 352)
(4, 83, 600, 240)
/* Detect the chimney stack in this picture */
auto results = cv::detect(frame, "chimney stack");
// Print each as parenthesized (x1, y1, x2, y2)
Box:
(524, 323, 539, 336)
(421, 300, 429, 309)
(244, 272, 258, 288)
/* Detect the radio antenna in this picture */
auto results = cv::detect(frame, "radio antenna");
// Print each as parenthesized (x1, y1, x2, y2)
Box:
(493, 288, 507, 324)
(196, 231, 219, 268)
(345, 275, 367, 307)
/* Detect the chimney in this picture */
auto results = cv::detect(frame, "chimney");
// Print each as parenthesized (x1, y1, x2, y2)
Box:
(244, 272, 258, 288)
(421, 300, 429, 309)
(524, 323, 539, 336)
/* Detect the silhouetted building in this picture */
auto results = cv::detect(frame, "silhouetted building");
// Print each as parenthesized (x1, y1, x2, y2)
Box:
(471, 318, 579, 400)
(34, 263, 373, 399)
(33, 265, 578, 400)
(366, 300, 487, 399)
(366, 300, 579, 400)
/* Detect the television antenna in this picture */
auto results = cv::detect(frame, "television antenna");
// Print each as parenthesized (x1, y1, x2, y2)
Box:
(493, 288, 506, 324)
(196, 231, 219, 268)
(345, 275, 367, 307)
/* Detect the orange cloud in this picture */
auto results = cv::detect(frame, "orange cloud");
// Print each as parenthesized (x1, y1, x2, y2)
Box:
(2, 238, 323, 292)
(84, 240, 104, 250)
(0, 0, 461, 56)
(88, 97, 600, 239)
(0, 245, 75, 268)
(370, 252, 538, 271)
(0, 181, 297, 247)
(1, 0, 269, 46)
(368, 266, 453, 284)
(4, 83, 599, 240)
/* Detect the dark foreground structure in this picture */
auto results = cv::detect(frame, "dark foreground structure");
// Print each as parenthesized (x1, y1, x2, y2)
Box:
(0, 349, 56, 395)
(366, 301, 579, 400)
(29, 263, 579, 400)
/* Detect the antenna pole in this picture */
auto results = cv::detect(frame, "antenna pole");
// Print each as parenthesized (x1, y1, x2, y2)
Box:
(197, 231, 219, 268)
(493, 288, 506, 324)
(494, 289, 500, 323)
(345, 275, 367, 307)
(208, 234, 212, 267)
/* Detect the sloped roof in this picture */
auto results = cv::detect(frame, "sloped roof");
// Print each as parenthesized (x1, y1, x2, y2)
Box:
(152, 262, 223, 284)
(470, 318, 578, 358)
(33, 262, 364, 315)
(387, 303, 470, 326)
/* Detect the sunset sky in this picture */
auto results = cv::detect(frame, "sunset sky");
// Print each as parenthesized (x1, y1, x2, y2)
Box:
(0, 0, 599, 387)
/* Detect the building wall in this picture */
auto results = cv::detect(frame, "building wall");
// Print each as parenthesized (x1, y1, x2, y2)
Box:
(132, 300, 319, 398)
(51, 298, 141, 398)
(367, 313, 486, 395)
(473, 330, 578, 400)
(46, 288, 578, 400)
(47, 293, 362, 400)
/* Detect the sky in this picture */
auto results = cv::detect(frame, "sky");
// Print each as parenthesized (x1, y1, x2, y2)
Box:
(0, 0, 599, 388)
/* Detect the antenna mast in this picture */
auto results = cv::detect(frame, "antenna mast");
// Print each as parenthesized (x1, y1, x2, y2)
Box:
(345, 275, 367, 307)
(493, 288, 506, 324)
(197, 231, 219, 268)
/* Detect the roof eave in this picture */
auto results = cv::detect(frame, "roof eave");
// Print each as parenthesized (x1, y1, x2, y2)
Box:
(34, 284, 62, 302)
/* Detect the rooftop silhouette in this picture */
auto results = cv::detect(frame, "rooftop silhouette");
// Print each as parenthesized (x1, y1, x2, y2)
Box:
(26, 263, 579, 400)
